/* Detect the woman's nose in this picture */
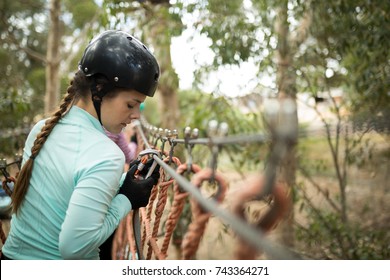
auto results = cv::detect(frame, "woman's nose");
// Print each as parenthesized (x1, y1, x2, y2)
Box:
(130, 106, 141, 120)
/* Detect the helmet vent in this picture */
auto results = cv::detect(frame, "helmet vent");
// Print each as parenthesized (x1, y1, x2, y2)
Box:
(154, 73, 159, 81)
(127, 36, 133, 41)
(142, 44, 147, 49)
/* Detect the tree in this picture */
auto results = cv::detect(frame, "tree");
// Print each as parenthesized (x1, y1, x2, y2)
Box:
(104, 0, 183, 129)
(308, 0, 390, 131)
(290, 0, 390, 259)
(143, 3, 182, 130)
(184, 0, 313, 247)
(45, 0, 102, 115)
(0, 0, 47, 155)
(0, 0, 101, 122)
(45, 0, 61, 115)
(177, 0, 389, 249)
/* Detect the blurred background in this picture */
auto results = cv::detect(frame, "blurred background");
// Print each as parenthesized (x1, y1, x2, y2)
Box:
(0, 0, 389, 259)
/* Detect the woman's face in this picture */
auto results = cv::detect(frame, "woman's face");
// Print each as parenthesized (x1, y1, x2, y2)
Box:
(101, 89, 146, 134)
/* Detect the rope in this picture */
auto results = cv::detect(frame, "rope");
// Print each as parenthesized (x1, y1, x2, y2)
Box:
(231, 175, 291, 259)
(0, 219, 6, 259)
(146, 157, 178, 259)
(2, 177, 15, 197)
(181, 168, 228, 260)
(114, 120, 301, 260)
(157, 157, 183, 258)
(161, 163, 201, 258)
(1, 158, 20, 258)
(0, 220, 6, 245)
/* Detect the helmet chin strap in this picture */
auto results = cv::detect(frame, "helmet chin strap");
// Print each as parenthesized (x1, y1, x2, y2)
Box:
(91, 80, 112, 126)
(90, 80, 105, 125)
(90, 80, 113, 126)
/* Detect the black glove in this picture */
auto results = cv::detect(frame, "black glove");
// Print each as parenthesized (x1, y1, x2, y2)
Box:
(118, 161, 160, 209)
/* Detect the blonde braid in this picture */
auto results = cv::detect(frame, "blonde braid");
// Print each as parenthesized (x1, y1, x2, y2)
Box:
(11, 87, 76, 214)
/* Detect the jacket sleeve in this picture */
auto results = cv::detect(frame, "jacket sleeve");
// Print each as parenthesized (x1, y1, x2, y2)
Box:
(58, 147, 131, 259)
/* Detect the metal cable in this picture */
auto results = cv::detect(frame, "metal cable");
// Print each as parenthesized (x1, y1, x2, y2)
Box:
(132, 120, 301, 260)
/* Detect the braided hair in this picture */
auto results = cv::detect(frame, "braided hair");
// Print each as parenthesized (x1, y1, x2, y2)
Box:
(11, 70, 91, 214)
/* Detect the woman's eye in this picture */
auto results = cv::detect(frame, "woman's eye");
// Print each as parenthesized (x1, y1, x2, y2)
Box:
(127, 104, 134, 109)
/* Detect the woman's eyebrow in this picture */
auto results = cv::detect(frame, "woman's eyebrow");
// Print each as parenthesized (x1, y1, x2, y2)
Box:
(130, 98, 143, 104)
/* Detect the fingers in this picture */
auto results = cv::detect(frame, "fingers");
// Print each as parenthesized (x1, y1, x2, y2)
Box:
(144, 177, 157, 188)
(134, 178, 154, 208)
(143, 158, 154, 169)
(138, 158, 156, 177)
(127, 164, 138, 176)
(129, 159, 140, 167)
(151, 168, 160, 184)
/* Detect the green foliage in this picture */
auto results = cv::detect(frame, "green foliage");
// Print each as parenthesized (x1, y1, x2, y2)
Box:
(296, 130, 389, 259)
(178, 89, 262, 135)
(176, 89, 268, 171)
(346, 135, 376, 168)
(142, 97, 161, 126)
(309, 0, 390, 119)
(0, 0, 48, 156)
(296, 210, 390, 259)
(200, 0, 258, 65)
(297, 137, 333, 175)
(0, 90, 32, 156)
(0, 0, 46, 25)
(185, 0, 389, 132)
(64, 0, 99, 29)
(0, 0, 102, 157)
(104, 0, 183, 38)
(185, 0, 262, 84)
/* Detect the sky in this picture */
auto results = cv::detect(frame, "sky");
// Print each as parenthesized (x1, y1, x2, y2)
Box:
(170, 27, 267, 98)
(93, 0, 269, 98)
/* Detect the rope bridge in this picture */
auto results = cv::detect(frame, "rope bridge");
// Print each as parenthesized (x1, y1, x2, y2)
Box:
(0, 100, 301, 260)
(111, 99, 300, 260)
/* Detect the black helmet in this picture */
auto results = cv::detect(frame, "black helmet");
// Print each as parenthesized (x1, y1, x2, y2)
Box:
(79, 30, 160, 97)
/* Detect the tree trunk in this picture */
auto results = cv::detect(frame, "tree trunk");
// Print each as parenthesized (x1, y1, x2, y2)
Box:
(44, 0, 61, 116)
(155, 33, 180, 130)
(274, 0, 298, 249)
(144, 4, 180, 130)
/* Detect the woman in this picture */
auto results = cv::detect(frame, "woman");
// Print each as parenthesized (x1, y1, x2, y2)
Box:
(1, 30, 160, 260)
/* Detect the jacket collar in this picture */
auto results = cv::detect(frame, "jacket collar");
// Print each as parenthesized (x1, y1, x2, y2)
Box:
(62, 106, 105, 135)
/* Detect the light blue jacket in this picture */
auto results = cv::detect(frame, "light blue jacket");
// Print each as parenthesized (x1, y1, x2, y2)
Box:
(2, 106, 131, 259)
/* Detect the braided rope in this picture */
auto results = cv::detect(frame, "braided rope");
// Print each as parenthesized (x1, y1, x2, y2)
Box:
(145, 158, 179, 259)
(112, 127, 192, 260)
(231, 175, 290, 259)
(0, 176, 14, 256)
(160, 163, 201, 258)
(0, 220, 6, 259)
(2, 177, 15, 197)
(181, 168, 228, 260)
(142, 181, 158, 257)
(0, 220, 6, 245)
(125, 214, 137, 259)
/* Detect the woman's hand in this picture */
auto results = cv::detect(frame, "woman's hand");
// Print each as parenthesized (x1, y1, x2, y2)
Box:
(118, 160, 160, 209)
